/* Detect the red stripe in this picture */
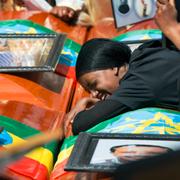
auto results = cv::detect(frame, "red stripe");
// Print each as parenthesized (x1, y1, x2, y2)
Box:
(56, 64, 76, 80)
(50, 159, 78, 180)
(53, 172, 77, 180)
(50, 159, 69, 179)
(7, 157, 48, 180)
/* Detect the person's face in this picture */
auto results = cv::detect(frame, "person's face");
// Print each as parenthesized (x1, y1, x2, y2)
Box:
(78, 66, 127, 100)
(112, 145, 169, 163)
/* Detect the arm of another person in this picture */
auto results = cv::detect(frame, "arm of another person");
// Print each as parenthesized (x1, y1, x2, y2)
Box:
(155, 0, 180, 49)
(51, 0, 84, 23)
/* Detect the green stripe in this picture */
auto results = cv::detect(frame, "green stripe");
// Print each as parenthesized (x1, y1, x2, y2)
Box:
(64, 38, 81, 52)
(61, 136, 77, 150)
(60, 108, 180, 151)
(113, 29, 162, 41)
(145, 107, 180, 115)
(60, 115, 121, 151)
(0, 115, 57, 155)
(0, 19, 55, 33)
(0, 115, 40, 137)
(87, 107, 180, 132)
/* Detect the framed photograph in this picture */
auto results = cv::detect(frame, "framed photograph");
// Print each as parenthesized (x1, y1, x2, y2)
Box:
(111, 0, 157, 28)
(65, 132, 180, 173)
(0, 33, 66, 72)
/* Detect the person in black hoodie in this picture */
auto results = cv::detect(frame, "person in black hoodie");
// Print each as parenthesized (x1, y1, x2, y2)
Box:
(64, 0, 180, 136)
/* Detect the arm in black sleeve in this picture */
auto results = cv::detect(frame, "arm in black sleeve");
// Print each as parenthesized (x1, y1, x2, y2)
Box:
(72, 73, 155, 135)
(72, 99, 131, 135)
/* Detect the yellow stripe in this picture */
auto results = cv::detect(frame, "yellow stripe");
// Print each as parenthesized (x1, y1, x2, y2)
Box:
(55, 146, 74, 166)
(26, 147, 53, 172)
(4, 133, 53, 173)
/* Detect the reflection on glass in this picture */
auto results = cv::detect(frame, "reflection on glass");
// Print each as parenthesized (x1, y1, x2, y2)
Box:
(134, 0, 153, 18)
(0, 38, 54, 67)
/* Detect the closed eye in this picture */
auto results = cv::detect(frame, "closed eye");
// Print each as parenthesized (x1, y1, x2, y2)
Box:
(87, 80, 98, 91)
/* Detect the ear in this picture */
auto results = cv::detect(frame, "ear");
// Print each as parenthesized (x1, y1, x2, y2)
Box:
(112, 67, 120, 76)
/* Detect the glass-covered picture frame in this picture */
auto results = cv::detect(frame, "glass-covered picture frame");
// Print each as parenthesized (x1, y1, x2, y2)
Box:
(0, 33, 66, 72)
(65, 132, 180, 173)
(111, 0, 156, 28)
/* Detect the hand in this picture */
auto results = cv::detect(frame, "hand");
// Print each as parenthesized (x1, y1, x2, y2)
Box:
(155, 0, 178, 35)
(63, 97, 99, 137)
(50, 6, 77, 23)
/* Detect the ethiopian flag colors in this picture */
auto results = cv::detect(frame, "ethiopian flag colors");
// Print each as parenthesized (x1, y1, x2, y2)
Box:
(51, 108, 180, 180)
(0, 115, 57, 180)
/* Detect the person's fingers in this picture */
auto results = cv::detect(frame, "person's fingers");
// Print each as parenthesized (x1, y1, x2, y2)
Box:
(156, 0, 170, 13)
(90, 90, 99, 98)
(68, 10, 75, 18)
(64, 120, 71, 130)
(96, 92, 109, 100)
(156, 1, 164, 8)
(51, 7, 68, 18)
(156, 2, 163, 14)
(96, 93, 102, 100)
(62, 8, 68, 16)
(157, 0, 168, 5)
(51, 7, 59, 15)
(58, 8, 64, 17)
(64, 115, 72, 133)
(64, 124, 73, 137)
(51, 8, 57, 14)
(66, 111, 76, 122)
(88, 97, 100, 104)
(157, 0, 175, 7)
(169, 0, 175, 6)
(50, 7, 54, 13)
(67, 114, 74, 123)
(64, 117, 74, 137)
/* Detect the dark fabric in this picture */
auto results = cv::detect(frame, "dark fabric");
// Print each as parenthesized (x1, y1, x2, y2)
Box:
(176, 0, 180, 22)
(45, 0, 56, 6)
(72, 99, 131, 134)
(72, 40, 180, 135)
(109, 41, 180, 110)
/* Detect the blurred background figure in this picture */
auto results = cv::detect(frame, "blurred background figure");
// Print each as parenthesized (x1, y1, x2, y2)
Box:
(0, 0, 113, 26)
(12, 0, 92, 25)
(50, 0, 84, 24)
(0, 0, 15, 11)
